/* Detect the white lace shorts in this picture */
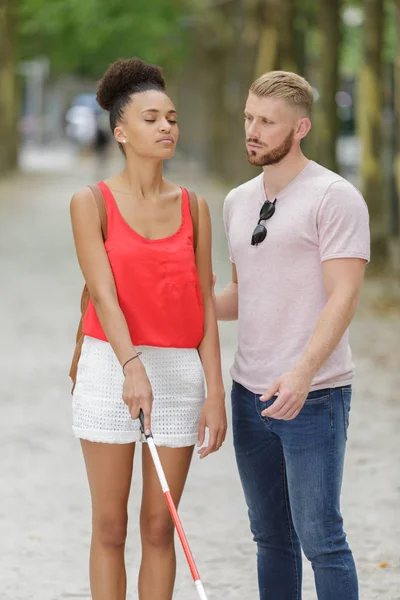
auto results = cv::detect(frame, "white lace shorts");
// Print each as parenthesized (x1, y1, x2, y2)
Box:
(72, 336, 205, 447)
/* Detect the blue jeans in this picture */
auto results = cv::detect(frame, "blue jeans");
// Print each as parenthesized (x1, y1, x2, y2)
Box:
(231, 381, 358, 600)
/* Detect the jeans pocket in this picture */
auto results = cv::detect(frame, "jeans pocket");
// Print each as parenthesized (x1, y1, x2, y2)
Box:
(304, 388, 331, 404)
(341, 387, 352, 440)
(254, 394, 276, 425)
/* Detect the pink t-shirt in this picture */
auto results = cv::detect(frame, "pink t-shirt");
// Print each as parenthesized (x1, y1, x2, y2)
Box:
(223, 160, 370, 394)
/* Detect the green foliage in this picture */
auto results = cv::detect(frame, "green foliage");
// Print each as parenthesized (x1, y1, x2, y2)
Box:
(20, 0, 396, 79)
(283, 0, 396, 77)
(19, 0, 190, 77)
(383, 0, 396, 64)
(341, 0, 396, 74)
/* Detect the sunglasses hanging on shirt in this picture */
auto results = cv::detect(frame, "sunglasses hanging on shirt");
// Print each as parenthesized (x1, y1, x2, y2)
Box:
(251, 199, 277, 246)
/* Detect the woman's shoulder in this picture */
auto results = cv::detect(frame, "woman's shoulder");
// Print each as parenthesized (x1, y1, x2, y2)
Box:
(71, 185, 93, 202)
(170, 181, 206, 206)
(70, 186, 98, 220)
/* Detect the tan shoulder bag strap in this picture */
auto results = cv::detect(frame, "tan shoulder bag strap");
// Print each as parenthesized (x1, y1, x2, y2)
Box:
(89, 184, 107, 240)
(69, 184, 108, 392)
(188, 190, 199, 251)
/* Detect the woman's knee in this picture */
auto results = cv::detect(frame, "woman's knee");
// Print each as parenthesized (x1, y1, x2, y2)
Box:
(141, 512, 174, 549)
(94, 513, 128, 548)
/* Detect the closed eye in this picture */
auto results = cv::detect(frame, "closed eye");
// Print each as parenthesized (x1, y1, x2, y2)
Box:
(145, 119, 178, 124)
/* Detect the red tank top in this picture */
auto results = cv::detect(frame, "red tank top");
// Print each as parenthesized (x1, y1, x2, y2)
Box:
(83, 182, 204, 348)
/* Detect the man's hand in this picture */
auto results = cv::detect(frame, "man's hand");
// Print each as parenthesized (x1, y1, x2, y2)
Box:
(260, 370, 312, 420)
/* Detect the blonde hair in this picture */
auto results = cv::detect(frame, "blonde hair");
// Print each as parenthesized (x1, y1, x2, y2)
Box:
(250, 71, 314, 115)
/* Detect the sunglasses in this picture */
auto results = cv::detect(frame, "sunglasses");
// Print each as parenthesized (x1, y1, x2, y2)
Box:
(251, 199, 277, 246)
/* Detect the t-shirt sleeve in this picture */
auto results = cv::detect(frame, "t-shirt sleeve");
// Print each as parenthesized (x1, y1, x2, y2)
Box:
(317, 180, 370, 263)
(223, 190, 235, 263)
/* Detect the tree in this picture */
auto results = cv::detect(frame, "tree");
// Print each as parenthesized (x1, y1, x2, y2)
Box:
(173, 5, 234, 172)
(395, 2, 400, 195)
(179, 0, 277, 183)
(0, 0, 19, 174)
(182, 0, 285, 183)
(357, 0, 386, 265)
(19, 0, 186, 78)
(223, 0, 274, 182)
(254, 0, 281, 76)
(278, 0, 297, 72)
(392, 0, 400, 274)
(312, 0, 341, 172)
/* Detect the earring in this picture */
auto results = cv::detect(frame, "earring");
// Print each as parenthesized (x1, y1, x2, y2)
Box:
(122, 139, 126, 143)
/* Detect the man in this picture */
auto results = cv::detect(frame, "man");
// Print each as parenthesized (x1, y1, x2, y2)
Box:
(215, 71, 370, 599)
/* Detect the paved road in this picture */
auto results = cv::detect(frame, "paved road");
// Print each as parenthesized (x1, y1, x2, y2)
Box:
(0, 150, 399, 599)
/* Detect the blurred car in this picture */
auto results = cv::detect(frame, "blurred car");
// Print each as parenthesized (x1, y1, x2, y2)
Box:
(70, 93, 102, 114)
(64, 93, 109, 147)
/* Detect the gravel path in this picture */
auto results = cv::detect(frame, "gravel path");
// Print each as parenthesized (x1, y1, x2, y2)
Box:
(1, 154, 399, 599)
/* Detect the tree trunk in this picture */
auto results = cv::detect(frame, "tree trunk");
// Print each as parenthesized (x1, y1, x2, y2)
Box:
(202, 3, 236, 178)
(395, 3, 400, 190)
(222, 0, 263, 183)
(278, 0, 297, 72)
(391, 0, 400, 275)
(221, 0, 300, 183)
(312, 0, 341, 172)
(357, 0, 386, 266)
(173, 5, 233, 176)
(253, 0, 281, 77)
(213, 0, 282, 184)
(292, 0, 309, 76)
(177, 0, 302, 184)
(0, 0, 19, 174)
(173, 33, 229, 172)
(203, 44, 231, 175)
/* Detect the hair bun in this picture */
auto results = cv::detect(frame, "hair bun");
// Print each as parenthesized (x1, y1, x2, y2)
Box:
(97, 57, 166, 112)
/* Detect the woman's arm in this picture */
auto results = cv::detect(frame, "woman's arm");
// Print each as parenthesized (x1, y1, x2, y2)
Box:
(214, 264, 238, 321)
(70, 187, 153, 433)
(194, 195, 227, 458)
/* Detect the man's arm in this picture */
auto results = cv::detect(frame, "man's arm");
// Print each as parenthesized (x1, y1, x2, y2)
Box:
(293, 258, 365, 379)
(261, 257, 367, 420)
(214, 263, 239, 321)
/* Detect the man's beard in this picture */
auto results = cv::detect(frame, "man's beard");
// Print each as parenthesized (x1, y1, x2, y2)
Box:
(246, 128, 295, 166)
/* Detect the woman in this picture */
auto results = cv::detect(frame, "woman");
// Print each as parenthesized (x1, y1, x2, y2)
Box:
(70, 57, 226, 600)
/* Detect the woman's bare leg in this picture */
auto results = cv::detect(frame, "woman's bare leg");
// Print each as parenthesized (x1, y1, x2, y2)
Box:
(138, 444, 194, 600)
(81, 440, 135, 600)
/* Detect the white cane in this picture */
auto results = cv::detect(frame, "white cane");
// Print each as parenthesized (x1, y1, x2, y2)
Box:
(139, 410, 209, 600)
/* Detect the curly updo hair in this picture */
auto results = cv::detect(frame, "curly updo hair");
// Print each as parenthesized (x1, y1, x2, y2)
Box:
(97, 57, 167, 136)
